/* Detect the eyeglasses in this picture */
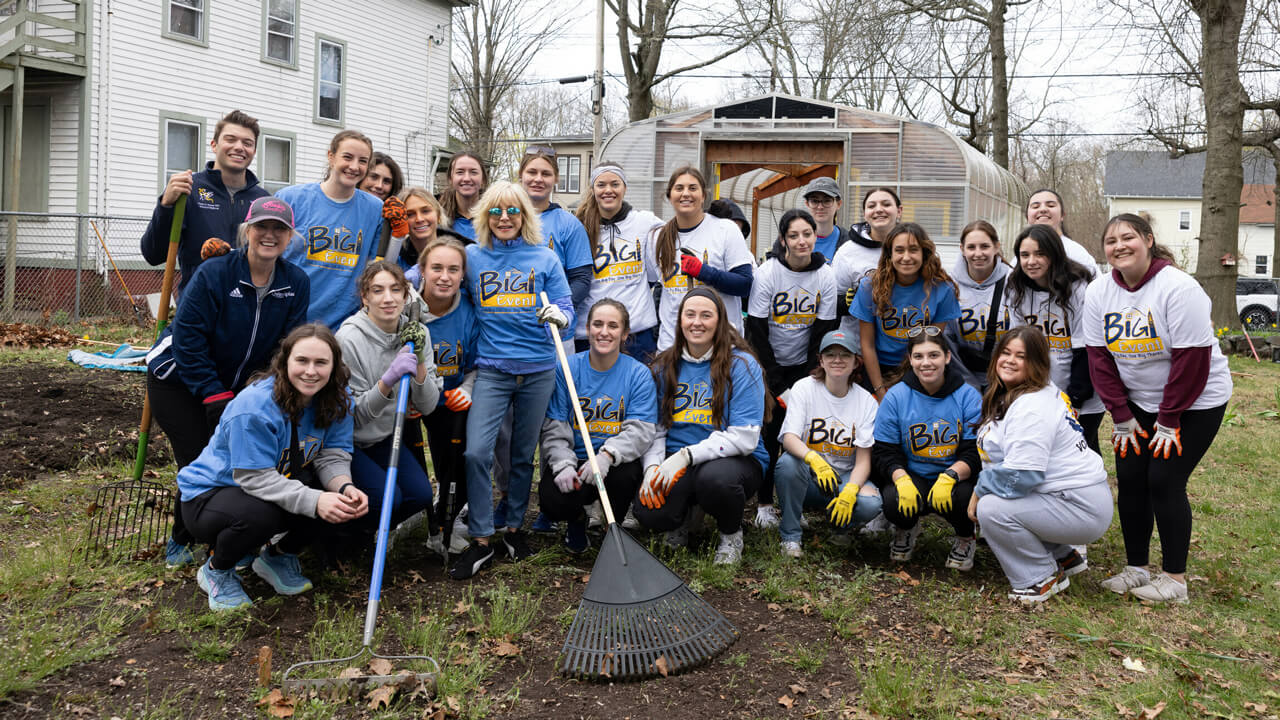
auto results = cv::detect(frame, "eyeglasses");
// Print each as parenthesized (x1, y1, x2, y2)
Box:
(907, 325, 941, 337)
(487, 206, 522, 217)
(525, 145, 557, 157)
(805, 195, 836, 207)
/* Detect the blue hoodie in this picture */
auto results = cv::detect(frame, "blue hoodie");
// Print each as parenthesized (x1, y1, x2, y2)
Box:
(872, 363, 982, 481)
(465, 240, 573, 373)
(425, 293, 480, 391)
(662, 350, 769, 471)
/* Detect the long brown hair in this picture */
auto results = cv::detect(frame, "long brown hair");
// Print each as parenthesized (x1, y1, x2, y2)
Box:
(575, 163, 626, 258)
(254, 323, 352, 427)
(1100, 213, 1178, 266)
(651, 289, 771, 429)
(440, 151, 489, 224)
(1007, 224, 1092, 330)
(655, 166, 708, 277)
(870, 222, 958, 316)
(979, 326, 1052, 426)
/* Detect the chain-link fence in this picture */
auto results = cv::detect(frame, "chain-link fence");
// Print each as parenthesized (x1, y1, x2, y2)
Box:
(0, 211, 158, 325)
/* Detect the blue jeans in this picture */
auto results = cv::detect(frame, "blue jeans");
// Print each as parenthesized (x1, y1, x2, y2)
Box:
(463, 367, 556, 538)
(350, 432, 434, 527)
(774, 453, 882, 542)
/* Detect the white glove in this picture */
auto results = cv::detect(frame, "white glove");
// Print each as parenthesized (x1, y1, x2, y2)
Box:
(1111, 418, 1148, 458)
(553, 465, 579, 494)
(638, 465, 664, 509)
(536, 303, 568, 329)
(577, 450, 613, 486)
(654, 448, 691, 495)
(1148, 422, 1182, 459)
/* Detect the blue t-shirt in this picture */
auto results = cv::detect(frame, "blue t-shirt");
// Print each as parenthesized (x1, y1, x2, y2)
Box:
(850, 275, 961, 365)
(465, 241, 573, 369)
(539, 206, 593, 271)
(663, 350, 769, 471)
(874, 379, 980, 479)
(278, 183, 384, 329)
(176, 377, 355, 501)
(426, 298, 480, 391)
(546, 351, 658, 461)
(814, 226, 840, 266)
(451, 216, 476, 241)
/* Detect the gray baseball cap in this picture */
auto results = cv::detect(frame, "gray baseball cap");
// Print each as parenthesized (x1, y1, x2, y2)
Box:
(802, 176, 841, 200)
(243, 196, 296, 229)
(819, 330, 858, 354)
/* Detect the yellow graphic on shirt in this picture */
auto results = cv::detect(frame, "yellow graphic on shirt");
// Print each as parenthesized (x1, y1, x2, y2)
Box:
(593, 236, 643, 280)
(957, 304, 1011, 343)
(434, 340, 464, 377)
(306, 226, 365, 270)
(576, 395, 625, 436)
(907, 418, 961, 460)
(672, 380, 713, 426)
(1022, 309, 1072, 350)
(1103, 306, 1166, 355)
(771, 289, 821, 327)
(879, 305, 932, 340)
(477, 268, 536, 310)
(663, 249, 709, 290)
(804, 417, 855, 458)
(976, 424, 992, 463)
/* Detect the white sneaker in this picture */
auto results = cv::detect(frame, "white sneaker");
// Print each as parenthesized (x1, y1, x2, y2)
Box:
(889, 523, 922, 562)
(1101, 565, 1151, 594)
(620, 507, 641, 530)
(714, 530, 744, 565)
(449, 506, 471, 554)
(945, 536, 976, 571)
(586, 500, 604, 529)
(754, 504, 780, 529)
(1129, 573, 1189, 604)
(779, 540, 803, 559)
(860, 512, 890, 535)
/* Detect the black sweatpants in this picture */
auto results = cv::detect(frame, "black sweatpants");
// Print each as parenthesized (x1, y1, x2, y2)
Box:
(147, 373, 214, 546)
(1114, 403, 1225, 575)
(879, 469, 976, 538)
(632, 455, 762, 535)
(181, 486, 323, 571)
(538, 458, 643, 523)
(423, 403, 468, 526)
(762, 364, 809, 506)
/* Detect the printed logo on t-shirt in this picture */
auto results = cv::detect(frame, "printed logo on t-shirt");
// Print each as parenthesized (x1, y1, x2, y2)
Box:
(663, 250, 709, 290)
(477, 268, 536, 310)
(957, 305, 1010, 343)
(276, 434, 323, 475)
(434, 340, 463, 377)
(1022, 310, 1071, 350)
(1103, 306, 1166, 355)
(879, 304, 932, 340)
(672, 380, 713, 426)
(576, 394, 625, 435)
(907, 418, 961, 461)
(804, 417, 855, 458)
(771, 290, 821, 327)
(593, 237, 643, 280)
(305, 225, 364, 270)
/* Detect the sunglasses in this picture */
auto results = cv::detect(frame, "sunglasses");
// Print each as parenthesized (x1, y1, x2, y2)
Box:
(487, 206, 522, 217)
(525, 145, 557, 157)
(907, 325, 942, 337)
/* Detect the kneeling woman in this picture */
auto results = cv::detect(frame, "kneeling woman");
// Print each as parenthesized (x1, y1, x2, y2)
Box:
(970, 326, 1113, 604)
(774, 330, 881, 557)
(634, 287, 770, 565)
(178, 324, 369, 611)
(872, 329, 982, 569)
(540, 299, 658, 552)
(336, 261, 441, 531)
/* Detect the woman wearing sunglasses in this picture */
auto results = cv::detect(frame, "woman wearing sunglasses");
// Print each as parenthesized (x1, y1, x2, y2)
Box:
(872, 327, 982, 569)
(449, 181, 573, 580)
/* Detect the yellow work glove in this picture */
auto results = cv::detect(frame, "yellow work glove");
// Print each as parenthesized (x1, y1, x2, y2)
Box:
(826, 483, 860, 527)
(804, 451, 839, 494)
(928, 471, 957, 513)
(893, 474, 921, 517)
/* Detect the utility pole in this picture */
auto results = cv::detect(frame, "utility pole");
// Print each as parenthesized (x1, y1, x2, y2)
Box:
(592, 0, 604, 163)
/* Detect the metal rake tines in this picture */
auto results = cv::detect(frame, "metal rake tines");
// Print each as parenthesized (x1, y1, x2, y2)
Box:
(560, 586, 739, 680)
(84, 479, 173, 562)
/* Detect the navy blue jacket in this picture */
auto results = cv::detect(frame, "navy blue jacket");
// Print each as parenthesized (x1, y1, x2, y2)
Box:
(140, 162, 270, 290)
(147, 248, 309, 401)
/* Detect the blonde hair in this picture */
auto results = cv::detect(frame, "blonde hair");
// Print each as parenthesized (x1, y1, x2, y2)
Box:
(471, 181, 542, 249)
(398, 186, 449, 232)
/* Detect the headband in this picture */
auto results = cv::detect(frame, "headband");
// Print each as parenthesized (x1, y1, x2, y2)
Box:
(683, 286, 721, 305)
(590, 164, 627, 187)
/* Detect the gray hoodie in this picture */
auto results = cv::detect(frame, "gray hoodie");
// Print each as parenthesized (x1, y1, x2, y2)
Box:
(336, 311, 442, 447)
(946, 255, 1013, 389)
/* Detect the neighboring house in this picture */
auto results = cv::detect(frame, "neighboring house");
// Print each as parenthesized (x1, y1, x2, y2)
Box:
(1104, 150, 1277, 277)
(527, 134, 593, 210)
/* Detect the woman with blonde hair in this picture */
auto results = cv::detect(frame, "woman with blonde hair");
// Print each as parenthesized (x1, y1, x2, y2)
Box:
(396, 186, 472, 285)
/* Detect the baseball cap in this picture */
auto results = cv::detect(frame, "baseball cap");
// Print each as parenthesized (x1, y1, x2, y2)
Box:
(819, 330, 858, 354)
(802, 176, 841, 200)
(243, 197, 295, 229)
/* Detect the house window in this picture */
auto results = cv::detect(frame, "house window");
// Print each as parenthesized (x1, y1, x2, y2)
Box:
(165, 0, 207, 45)
(556, 156, 581, 193)
(315, 37, 345, 124)
(1258, 255, 1269, 276)
(258, 132, 296, 194)
(263, 0, 298, 67)
(159, 113, 205, 191)
(1179, 209, 1192, 231)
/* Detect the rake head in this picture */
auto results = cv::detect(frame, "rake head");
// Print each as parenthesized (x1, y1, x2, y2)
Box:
(559, 525, 739, 681)
(83, 479, 172, 563)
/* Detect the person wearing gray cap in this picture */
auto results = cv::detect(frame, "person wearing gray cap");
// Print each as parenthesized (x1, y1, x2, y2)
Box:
(801, 176, 846, 265)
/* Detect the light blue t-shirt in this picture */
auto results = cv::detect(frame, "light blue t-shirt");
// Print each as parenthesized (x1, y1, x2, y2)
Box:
(874, 378, 980, 479)
(278, 183, 383, 330)
(547, 351, 658, 461)
(663, 350, 769, 471)
(539, 205, 593, 271)
(176, 377, 355, 501)
(425, 298, 480, 392)
(451, 216, 476, 241)
(850, 275, 961, 365)
(814, 226, 841, 266)
(465, 240, 573, 371)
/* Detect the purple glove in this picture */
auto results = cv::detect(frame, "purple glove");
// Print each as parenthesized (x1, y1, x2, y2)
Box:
(380, 349, 418, 388)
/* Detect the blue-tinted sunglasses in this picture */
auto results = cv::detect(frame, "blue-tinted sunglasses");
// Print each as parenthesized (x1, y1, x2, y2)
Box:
(488, 206, 522, 217)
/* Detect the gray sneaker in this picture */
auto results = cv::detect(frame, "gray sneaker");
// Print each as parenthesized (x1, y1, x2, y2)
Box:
(945, 536, 977, 571)
(714, 530, 744, 565)
(1128, 573, 1189, 604)
(779, 540, 803, 559)
(620, 507, 641, 530)
(888, 523, 922, 562)
(1101, 565, 1151, 594)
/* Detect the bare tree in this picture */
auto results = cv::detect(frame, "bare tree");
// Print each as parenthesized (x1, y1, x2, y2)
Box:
(1011, 121, 1114, 258)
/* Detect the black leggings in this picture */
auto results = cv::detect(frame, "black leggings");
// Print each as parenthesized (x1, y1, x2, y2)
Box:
(762, 364, 809, 506)
(147, 373, 214, 546)
(181, 486, 324, 570)
(879, 469, 976, 538)
(632, 455, 762, 535)
(423, 402, 468, 526)
(1114, 403, 1225, 575)
(1079, 412, 1103, 455)
(538, 458, 643, 522)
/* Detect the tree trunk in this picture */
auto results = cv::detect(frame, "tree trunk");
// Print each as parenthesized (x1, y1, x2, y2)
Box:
(1270, 144, 1280, 278)
(988, 0, 1010, 169)
(1192, 0, 1247, 329)
(629, 86, 654, 122)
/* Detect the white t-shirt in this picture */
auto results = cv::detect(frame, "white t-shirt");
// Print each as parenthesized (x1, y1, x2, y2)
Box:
(1082, 264, 1232, 413)
(832, 240, 882, 338)
(1060, 235, 1098, 278)
(779, 376, 878, 475)
(648, 216, 756, 350)
(748, 258, 838, 366)
(1007, 280, 1104, 415)
(977, 384, 1106, 493)
(576, 208, 665, 338)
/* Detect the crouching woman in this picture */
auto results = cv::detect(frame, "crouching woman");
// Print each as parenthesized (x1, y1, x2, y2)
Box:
(970, 326, 1112, 605)
(177, 324, 368, 611)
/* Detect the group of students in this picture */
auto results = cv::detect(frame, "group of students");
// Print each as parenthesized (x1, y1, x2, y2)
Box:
(142, 109, 1230, 611)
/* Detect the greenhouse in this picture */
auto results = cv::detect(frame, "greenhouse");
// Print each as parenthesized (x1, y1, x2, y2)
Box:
(599, 93, 1028, 259)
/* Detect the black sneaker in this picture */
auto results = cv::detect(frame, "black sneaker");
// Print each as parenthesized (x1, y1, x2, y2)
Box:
(449, 542, 494, 580)
(1056, 549, 1088, 578)
(563, 520, 589, 555)
(502, 530, 533, 561)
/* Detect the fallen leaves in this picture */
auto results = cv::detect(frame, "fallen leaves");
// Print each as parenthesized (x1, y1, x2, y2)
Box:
(778, 694, 795, 708)
(491, 640, 521, 657)
(893, 570, 921, 586)
(1138, 701, 1167, 719)
(366, 684, 396, 710)
(655, 655, 671, 677)
(257, 689, 295, 718)
(369, 657, 393, 676)
(0, 322, 76, 348)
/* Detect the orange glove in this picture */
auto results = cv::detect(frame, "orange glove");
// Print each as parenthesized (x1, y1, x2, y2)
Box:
(443, 387, 471, 412)
(200, 237, 231, 260)
(382, 196, 408, 238)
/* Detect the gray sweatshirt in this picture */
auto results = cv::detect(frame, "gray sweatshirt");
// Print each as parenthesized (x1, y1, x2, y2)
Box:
(336, 311, 442, 447)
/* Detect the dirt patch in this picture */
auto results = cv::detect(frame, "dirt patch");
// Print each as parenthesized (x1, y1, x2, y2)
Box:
(0, 362, 170, 486)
